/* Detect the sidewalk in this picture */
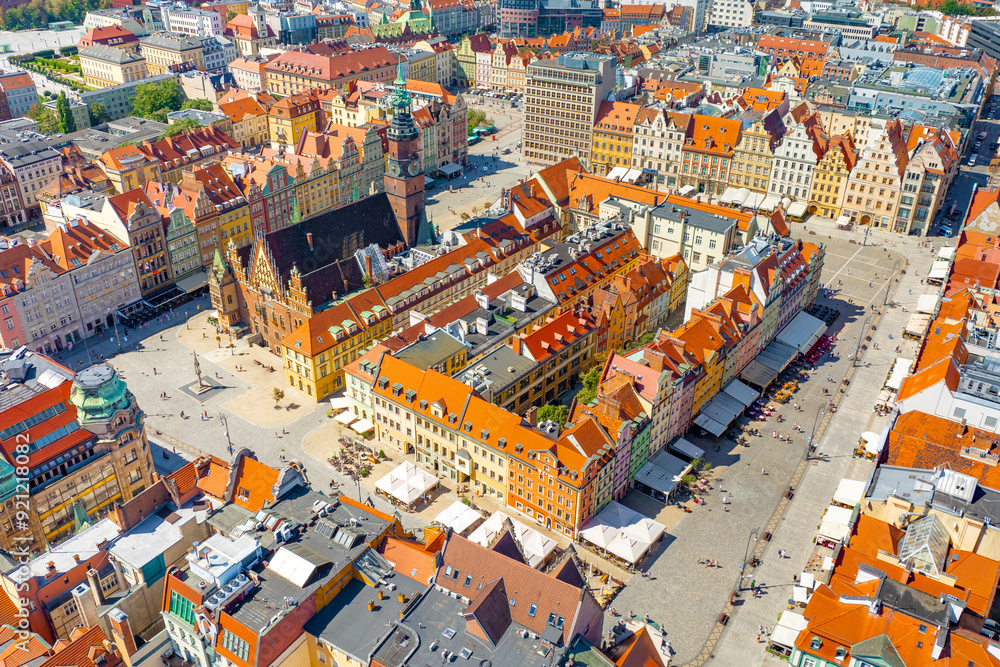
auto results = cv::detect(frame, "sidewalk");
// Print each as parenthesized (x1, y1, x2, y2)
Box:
(707, 218, 939, 666)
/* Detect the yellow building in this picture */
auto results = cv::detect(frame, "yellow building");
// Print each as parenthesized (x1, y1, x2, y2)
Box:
(591, 100, 639, 177)
(808, 134, 856, 219)
(193, 164, 253, 249)
(319, 89, 378, 128)
(139, 33, 205, 75)
(96, 144, 162, 194)
(218, 97, 269, 148)
(268, 92, 320, 149)
(404, 49, 437, 83)
(282, 155, 341, 220)
(281, 297, 394, 399)
(79, 45, 147, 88)
(729, 113, 778, 193)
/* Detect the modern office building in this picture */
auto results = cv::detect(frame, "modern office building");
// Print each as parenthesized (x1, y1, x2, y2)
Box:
(523, 52, 616, 167)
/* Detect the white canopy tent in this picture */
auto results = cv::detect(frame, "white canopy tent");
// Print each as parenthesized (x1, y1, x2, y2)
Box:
(885, 358, 913, 391)
(768, 610, 808, 655)
(904, 313, 932, 339)
(833, 479, 866, 507)
(351, 418, 374, 433)
(468, 512, 556, 569)
(335, 411, 357, 425)
(434, 500, 483, 535)
(818, 504, 853, 544)
(743, 192, 766, 209)
(861, 431, 884, 456)
(787, 201, 808, 218)
(938, 246, 956, 260)
(759, 194, 782, 211)
(579, 501, 666, 565)
(607, 167, 643, 183)
(928, 260, 950, 283)
(375, 462, 438, 506)
(720, 186, 750, 205)
(916, 293, 940, 314)
(329, 396, 351, 411)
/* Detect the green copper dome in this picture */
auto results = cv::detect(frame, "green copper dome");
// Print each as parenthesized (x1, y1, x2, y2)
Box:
(69, 364, 132, 423)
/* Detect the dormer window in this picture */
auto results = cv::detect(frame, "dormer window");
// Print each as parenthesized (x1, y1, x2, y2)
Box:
(810, 637, 822, 651)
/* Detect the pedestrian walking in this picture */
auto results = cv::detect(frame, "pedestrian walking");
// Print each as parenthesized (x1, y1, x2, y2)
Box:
(761, 467, 766, 476)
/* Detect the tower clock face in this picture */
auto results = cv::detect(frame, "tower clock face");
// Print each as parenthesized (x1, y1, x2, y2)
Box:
(388, 161, 401, 177)
(408, 161, 421, 177)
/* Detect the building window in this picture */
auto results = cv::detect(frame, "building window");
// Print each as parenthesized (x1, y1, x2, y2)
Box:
(222, 630, 250, 661)
(953, 407, 967, 420)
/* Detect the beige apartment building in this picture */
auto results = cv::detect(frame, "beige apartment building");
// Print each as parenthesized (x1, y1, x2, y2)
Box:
(80, 45, 148, 88)
(139, 33, 205, 75)
(632, 108, 689, 189)
(728, 109, 783, 194)
(842, 118, 908, 229)
(523, 52, 616, 167)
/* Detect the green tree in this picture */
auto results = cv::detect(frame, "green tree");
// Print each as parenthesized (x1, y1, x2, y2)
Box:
(574, 366, 602, 406)
(537, 404, 569, 425)
(27, 102, 58, 134)
(467, 108, 493, 134)
(160, 117, 201, 138)
(55, 91, 76, 133)
(182, 98, 213, 111)
(88, 101, 110, 126)
(227, 9, 237, 19)
(272, 387, 285, 409)
(130, 79, 185, 123)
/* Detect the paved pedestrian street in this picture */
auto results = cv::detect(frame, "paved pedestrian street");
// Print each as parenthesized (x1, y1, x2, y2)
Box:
(604, 219, 942, 665)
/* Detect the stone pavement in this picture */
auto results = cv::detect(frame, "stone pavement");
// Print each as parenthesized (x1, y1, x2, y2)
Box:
(603, 220, 942, 665)
(704, 219, 940, 666)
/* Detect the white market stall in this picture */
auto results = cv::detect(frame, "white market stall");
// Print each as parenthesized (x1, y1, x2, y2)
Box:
(329, 396, 351, 411)
(335, 411, 357, 425)
(374, 462, 438, 507)
(351, 418, 375, 434)
(768, 610, 808, 656)
(884, 358, 913, 392)
(469, 512, 556, 569)
(817, 504, 854, 547)
(916, 293, 940, 314)
(579, 501, 666, 568)
(776, 312, 828, 353)
(833, 479, 866, 508)
(434, 500, 484, 536)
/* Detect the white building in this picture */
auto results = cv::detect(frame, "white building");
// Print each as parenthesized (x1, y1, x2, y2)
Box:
(83, 9, 149, 37)
(162, 4, 225, 37)
(767, 106, 824, 202)
(706, 0, 753, 29)
(0, 140, 62, 209)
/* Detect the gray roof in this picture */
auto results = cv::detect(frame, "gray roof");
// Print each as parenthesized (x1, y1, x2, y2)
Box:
(0, 349, 74, 413)
(370, 587, 545, 667)
(303, 573, 428, 664)
(867, 464, 1000, 528)
(651, 201, 738, 235)
(140, 32, 203, 51)
(222, 486, 392, 630)
(396, 331, 467, 370)
(80, 44, 146, 64)
(458, 346, 537, 400)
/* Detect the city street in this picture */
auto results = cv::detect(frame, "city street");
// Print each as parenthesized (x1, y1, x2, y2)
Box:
(603, 218, 943, 666)
(427, 97, 530, 235)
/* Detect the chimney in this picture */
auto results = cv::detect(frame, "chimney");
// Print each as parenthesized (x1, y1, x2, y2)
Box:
(525, 405, 538, 426)
(510, 336, 523, 356)
(307, 232, 314, 251)
(73, 554, 81, 564)
(108, 609, 139, 667)
(46, 561, 57, 578)
(364, 253, 373, 278)
(87, 568, 105, 606)
(529, 184, 536, 199)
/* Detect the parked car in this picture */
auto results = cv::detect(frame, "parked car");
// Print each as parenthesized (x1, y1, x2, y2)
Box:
(969, 153, 979, 166)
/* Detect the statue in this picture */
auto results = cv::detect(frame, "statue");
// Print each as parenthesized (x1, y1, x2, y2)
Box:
(194, 351, 205, 390)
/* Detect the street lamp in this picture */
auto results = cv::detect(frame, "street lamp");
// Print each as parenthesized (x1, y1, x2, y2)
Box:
(220, 414, 234, 456)
(808, 404, 827, 459)
(738, 527, 760, 591)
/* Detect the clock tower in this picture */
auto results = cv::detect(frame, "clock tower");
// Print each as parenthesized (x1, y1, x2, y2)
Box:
(384, 66, 424, 247)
